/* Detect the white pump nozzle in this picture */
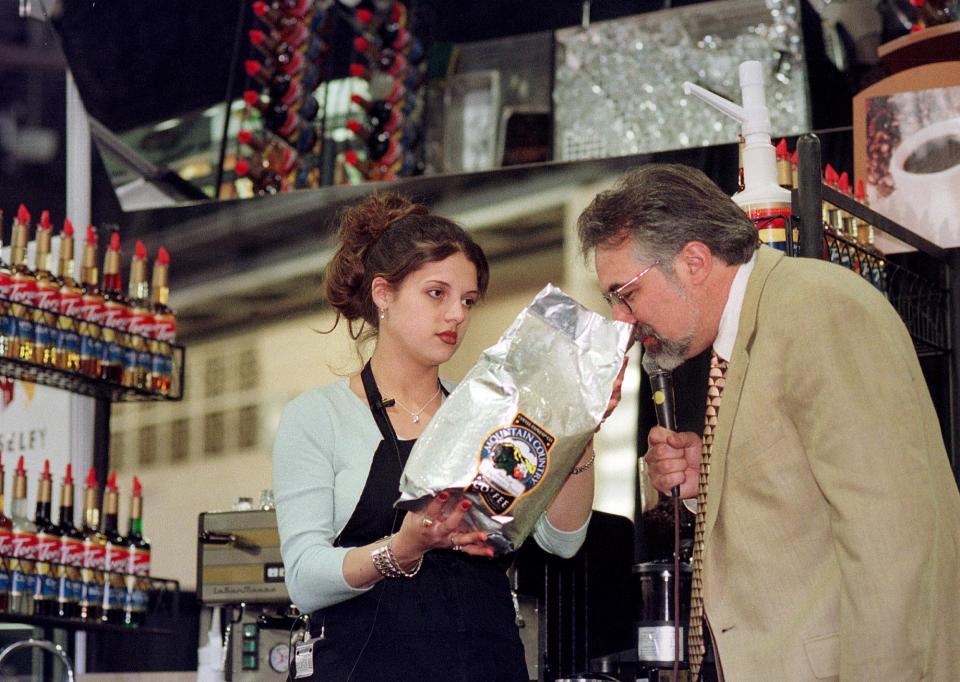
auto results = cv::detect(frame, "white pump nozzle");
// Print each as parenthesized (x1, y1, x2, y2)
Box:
(682, 81, 747, 126)
(682, 61, 772, 145)
(682, 60, 787, 208)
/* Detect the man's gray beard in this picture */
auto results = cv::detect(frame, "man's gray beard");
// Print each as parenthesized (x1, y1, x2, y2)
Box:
(636, 325, 692, 372)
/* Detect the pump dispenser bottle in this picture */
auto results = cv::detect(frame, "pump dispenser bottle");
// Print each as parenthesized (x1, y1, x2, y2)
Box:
(683, 61, 794, 252)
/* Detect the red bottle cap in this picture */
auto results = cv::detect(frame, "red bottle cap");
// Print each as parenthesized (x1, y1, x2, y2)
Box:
(249, 29, 266, 46)
(238, 130, 253, 145)
(838, 171, 851, 195)
(235, 159, 251, 177)
(349, 63, 367, 78)
(855, 179, 866, 201)
(346, 120, 364, 135)
(356, 8, 373, 24)
(824, 164, 838, 186)
(775, 138, 788, 160)
(353, 36, 370, 52)
(344, 150, 360, 166)
(245, 60, 264, 77)
(243, 90, 261, 107)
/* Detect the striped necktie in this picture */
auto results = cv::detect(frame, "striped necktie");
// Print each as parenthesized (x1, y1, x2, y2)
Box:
(689, 349, 729, 678)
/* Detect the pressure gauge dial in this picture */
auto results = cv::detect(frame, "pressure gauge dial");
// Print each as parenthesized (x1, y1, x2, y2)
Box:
(269, 643, 289, 673)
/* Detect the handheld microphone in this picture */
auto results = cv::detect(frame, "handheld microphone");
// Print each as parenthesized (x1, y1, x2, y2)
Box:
(642, 352, 680, 497)
(642, 352, 685, 675)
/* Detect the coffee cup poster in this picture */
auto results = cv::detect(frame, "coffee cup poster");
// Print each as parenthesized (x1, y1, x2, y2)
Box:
(864, 86, 960, 248)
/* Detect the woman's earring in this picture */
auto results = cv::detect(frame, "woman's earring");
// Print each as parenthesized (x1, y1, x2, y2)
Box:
(379, 308, 386, 320)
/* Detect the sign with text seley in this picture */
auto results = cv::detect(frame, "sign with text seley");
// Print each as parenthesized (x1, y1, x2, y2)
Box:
(0, 378, 95, 510)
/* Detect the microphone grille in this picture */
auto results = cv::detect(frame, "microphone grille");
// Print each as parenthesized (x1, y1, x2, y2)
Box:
(641, 352, 664, 376)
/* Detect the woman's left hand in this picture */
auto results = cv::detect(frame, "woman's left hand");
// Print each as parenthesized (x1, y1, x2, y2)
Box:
(394, 491, 495, 560)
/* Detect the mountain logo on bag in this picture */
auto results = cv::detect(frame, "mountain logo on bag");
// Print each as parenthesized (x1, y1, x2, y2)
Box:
(472, 412, 554, 514)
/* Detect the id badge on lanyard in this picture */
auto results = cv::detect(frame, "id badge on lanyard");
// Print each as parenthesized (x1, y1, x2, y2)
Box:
(294, 636, 322, 679)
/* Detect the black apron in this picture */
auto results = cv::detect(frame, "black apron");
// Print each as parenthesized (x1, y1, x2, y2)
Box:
(299, 362, 528, 682)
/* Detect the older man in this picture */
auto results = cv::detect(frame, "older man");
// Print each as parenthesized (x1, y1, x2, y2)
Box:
(578, 163, 960, 681)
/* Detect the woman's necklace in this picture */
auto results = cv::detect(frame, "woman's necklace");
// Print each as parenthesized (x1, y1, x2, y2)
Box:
(391, 384, 443, 423)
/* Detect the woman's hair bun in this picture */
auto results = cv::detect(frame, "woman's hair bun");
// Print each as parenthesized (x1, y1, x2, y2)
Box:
(341, 192, 429, 247)
(325, 192, 427, 329)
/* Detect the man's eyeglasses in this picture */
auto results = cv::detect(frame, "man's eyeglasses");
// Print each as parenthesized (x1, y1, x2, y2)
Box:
(602, 259, 661, 309)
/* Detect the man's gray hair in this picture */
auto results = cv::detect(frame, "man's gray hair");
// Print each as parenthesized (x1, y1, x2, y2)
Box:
(577, 164, 758, 266)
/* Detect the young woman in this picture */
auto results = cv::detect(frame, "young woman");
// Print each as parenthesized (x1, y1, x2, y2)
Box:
(272, 193, 600, 681)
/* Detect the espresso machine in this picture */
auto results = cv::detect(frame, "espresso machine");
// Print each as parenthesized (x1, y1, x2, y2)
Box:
(198, 508, 298, 681)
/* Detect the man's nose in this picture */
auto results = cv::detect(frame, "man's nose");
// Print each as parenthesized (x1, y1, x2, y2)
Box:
(611, 304, 637, 324)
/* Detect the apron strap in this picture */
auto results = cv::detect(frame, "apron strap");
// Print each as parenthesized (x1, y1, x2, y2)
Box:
(361, 360, 397, 443)
(361, 360, 448, 439)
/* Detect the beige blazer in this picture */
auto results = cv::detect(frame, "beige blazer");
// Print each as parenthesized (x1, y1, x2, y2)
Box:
(702, 247, 960, 681)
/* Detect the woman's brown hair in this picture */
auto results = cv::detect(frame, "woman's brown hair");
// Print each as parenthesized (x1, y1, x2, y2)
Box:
(323, 192, 490, 341)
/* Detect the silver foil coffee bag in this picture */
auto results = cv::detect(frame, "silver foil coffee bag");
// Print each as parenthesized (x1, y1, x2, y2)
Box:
(396, 284, 633, 553)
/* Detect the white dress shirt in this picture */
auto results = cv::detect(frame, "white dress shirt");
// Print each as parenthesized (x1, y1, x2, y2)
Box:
(683, 250, 756, 509)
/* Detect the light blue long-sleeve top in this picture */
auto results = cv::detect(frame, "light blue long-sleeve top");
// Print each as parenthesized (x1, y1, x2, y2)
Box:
(272, 379, 590, 614)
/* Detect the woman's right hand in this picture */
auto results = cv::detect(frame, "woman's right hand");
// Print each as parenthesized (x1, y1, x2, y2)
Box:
(392, 491, 494, 563)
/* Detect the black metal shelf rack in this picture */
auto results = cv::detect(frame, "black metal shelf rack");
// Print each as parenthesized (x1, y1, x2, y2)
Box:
(0, 576, 181, 662)
(0, 614, 171, 636)
(0, 299, 185, 402)
(792, 133, 958, 475)
(0, 305, 187, 678)
(0, 348, 184, 403)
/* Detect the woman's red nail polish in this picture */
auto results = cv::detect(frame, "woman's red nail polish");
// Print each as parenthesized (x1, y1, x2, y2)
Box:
(438, 491, 449, 501)
(460, 500, 472, 510)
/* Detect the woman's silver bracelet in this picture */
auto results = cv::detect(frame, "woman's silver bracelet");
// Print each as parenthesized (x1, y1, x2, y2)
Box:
(371, 535, 423, 578)
(572, 449, 596, 475)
